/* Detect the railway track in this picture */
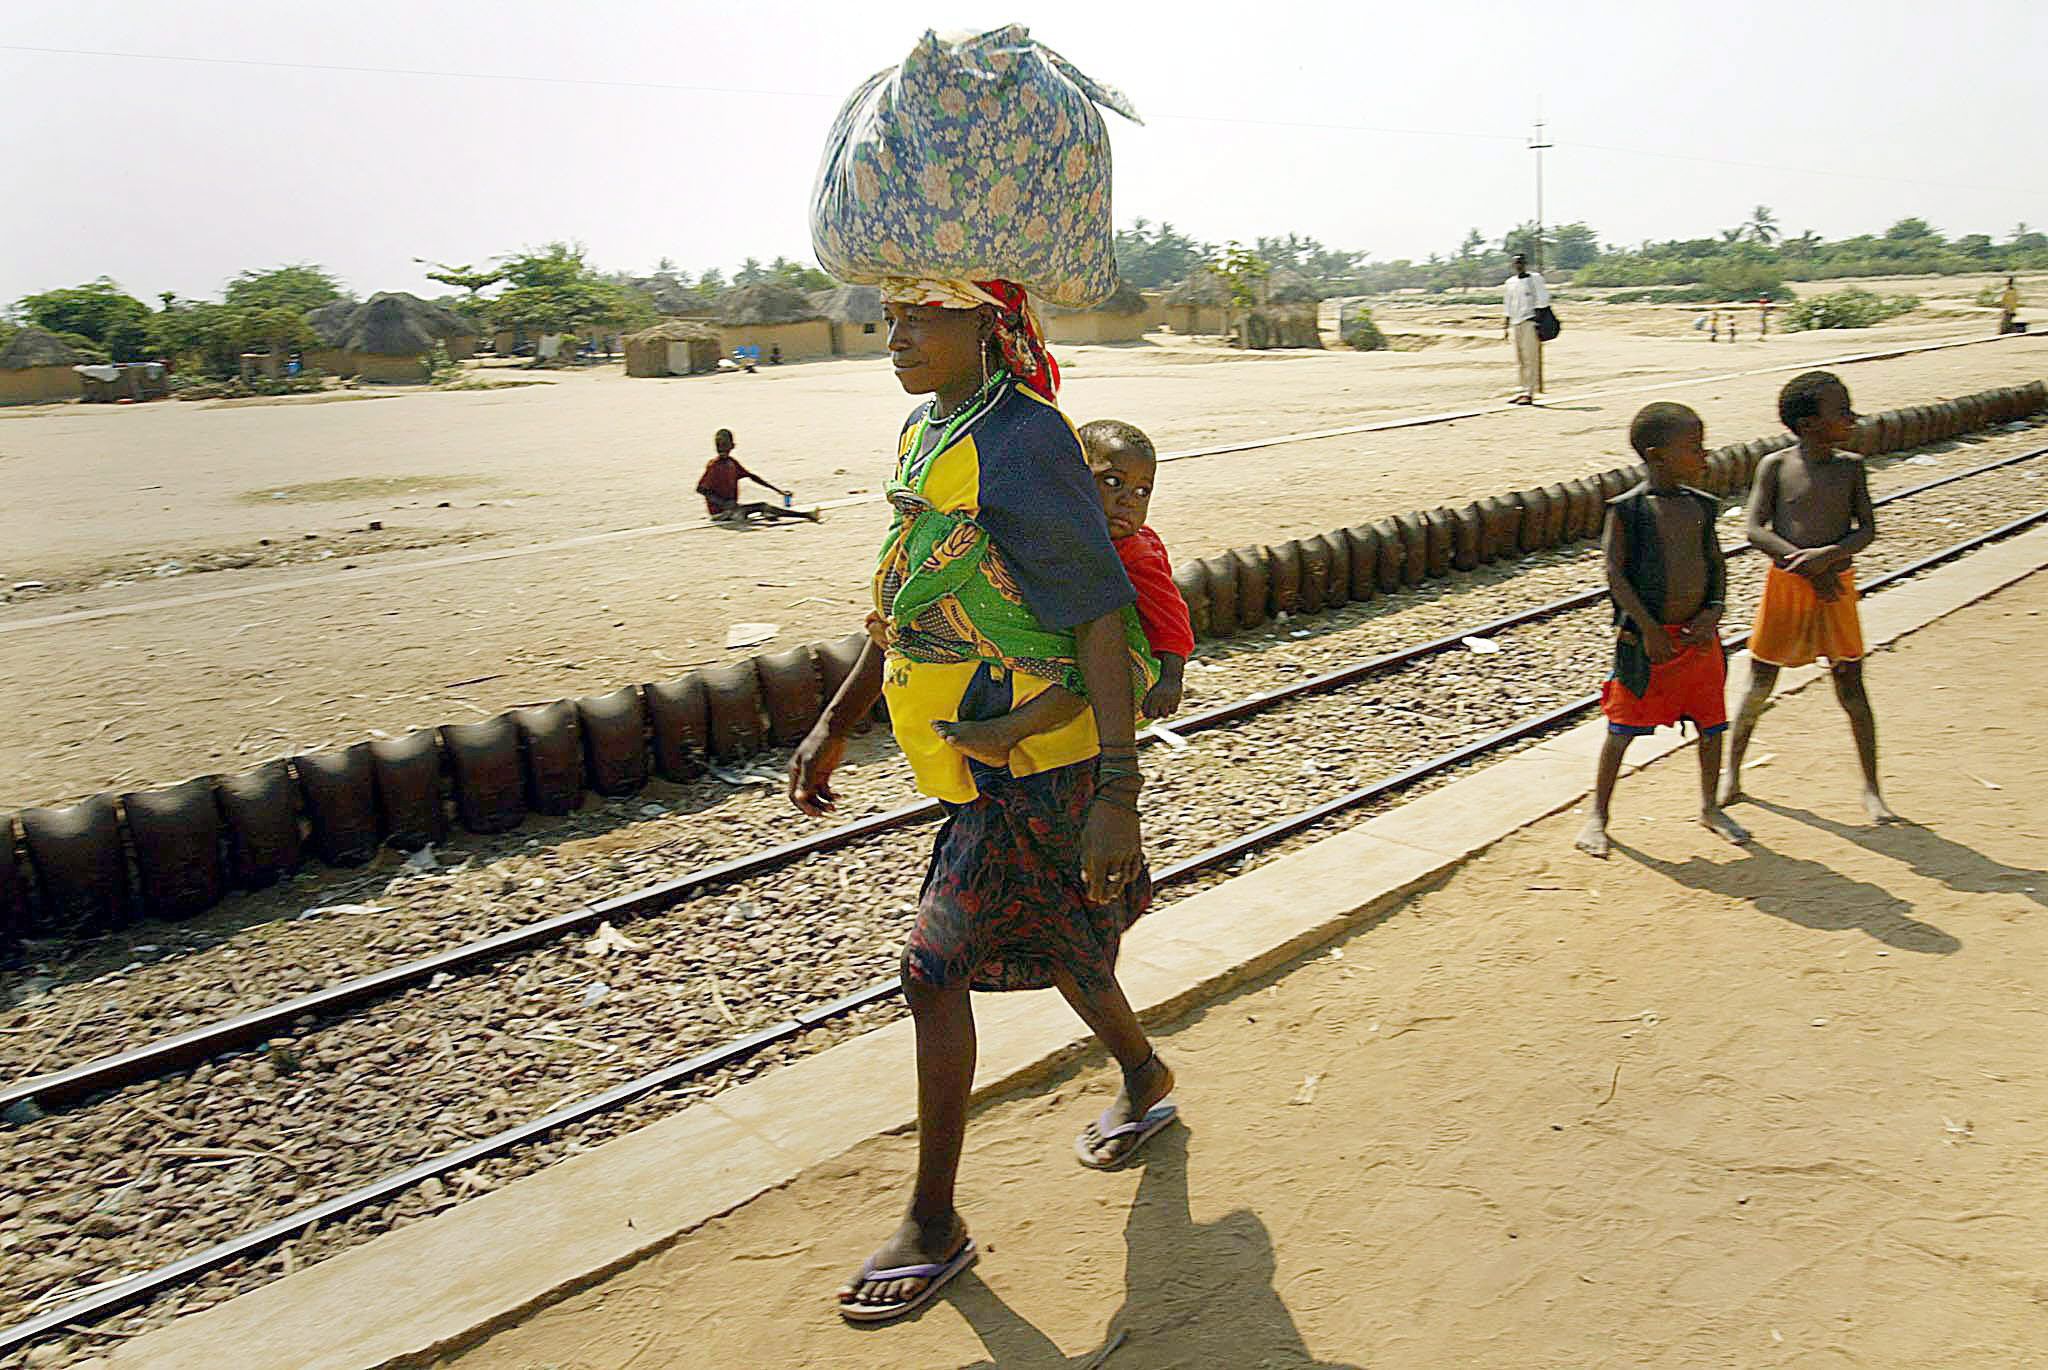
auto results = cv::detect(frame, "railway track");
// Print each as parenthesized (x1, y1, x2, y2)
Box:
(3, 435, 2046, 1361)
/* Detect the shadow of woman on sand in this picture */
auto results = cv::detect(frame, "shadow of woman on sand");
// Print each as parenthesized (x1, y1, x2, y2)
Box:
(943, 1125, 1362, 1368)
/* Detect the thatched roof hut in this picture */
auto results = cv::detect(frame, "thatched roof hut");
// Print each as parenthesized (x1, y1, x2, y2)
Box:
(809, 284, 884, 326)
(1263, 265, 1322, 304)
(1162, 272, 1232, 307)
(719, 283, 824, 326)
(624, 318, 723, 377)
(0, 327, 85, 369)
(305, 292, 476, 381)
(337, 293, 474, 355)
(717, 284, 833, 361)
(0, 327, 87, 404)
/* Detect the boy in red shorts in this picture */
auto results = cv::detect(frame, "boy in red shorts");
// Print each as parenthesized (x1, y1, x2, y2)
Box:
(1576, 402, 1750, 858)
(934, 419, 1192, 765)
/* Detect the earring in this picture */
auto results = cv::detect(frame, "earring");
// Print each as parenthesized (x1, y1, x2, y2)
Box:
(980, 341, 989, 390)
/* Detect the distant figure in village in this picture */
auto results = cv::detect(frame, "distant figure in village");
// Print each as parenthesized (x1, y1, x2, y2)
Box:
(1997, 275, 2022, 334)
(770, 343, 784, 364)
(1708, 310, 1722, 344)
(1758, 296, 1772, 337)
(1502, 252, 1550, 404)
(1576, 402, 1747, 859)
(934, 418, 1193, 766)
(697, 428, 809, 524)
(1721, 371, 1896, 821)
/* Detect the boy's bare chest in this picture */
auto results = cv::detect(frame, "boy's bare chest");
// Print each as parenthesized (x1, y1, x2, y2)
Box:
(1778, 458, 1855, 512)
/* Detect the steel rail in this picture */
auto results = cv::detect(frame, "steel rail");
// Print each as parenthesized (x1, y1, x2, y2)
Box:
(7, 441, 2043, 1117)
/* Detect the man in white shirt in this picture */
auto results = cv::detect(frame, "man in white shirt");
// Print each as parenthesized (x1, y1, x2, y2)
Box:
(1501, 253, 1551, 404)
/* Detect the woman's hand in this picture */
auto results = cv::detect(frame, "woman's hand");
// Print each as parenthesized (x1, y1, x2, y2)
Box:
(1081, 793, 1143, 905)
(788, 725, 847, 817)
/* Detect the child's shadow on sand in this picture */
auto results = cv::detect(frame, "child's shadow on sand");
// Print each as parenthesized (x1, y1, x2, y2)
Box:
(1748, 799, 2048, 912)
(944, 1126, 1361, 1369)
(1614, 837, 1961, 953)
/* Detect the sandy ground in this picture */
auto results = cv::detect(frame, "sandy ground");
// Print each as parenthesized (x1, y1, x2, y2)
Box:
(448, 572, 2048, 1369)
(0, 299, 2040, 807)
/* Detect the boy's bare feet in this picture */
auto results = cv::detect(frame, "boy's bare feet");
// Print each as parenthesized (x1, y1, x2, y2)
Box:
(1699, 805, 1751, 845)
(1573, 815, 1611, 859)
(838, 1209, 971, 1314)
(931, 718, 1015, 769)
(1077, 1053, 1174, 1167)
(1863, 788, 1901, 824)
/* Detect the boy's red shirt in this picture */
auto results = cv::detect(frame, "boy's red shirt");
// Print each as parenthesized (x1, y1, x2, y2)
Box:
(1115, 525, 1195, 658)
(696, 454, 754, 513)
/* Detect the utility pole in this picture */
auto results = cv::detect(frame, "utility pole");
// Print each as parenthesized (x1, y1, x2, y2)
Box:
(1529, 113, 1553, 271)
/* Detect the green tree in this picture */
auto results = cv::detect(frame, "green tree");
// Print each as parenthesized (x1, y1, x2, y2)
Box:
(416, 260, 507, 303)
(1206, 243, 1270, 311)
(1746, 205, 1780, 244)
(734, 257, 768, 286)
(150, 301, 315, 377)
(767, 256, 832, 291)
(224, 264, 346, 313)
(1884, 217, 1942, 247)
(1551, 222, 1601, 270)
(17, 279, 155, 361)
(489, 242, 650, 334)
(1114, 220, 1209, 289)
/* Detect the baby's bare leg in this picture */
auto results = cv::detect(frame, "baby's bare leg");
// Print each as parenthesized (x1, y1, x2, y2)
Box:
(1831, 660, 1898, 822)
(932, 688, 1089, 768)
(1719, 660, 1779, 805)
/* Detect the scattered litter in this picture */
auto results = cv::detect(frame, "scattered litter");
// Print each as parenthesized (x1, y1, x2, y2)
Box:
(584, 921, 646, 957)
(10, 580, 45, 591)
(1942, 1117, 1972, 1142)
(1771, 1330, 1784, 1345)
(1291, 1073, 1323, 1105)
(639, 803, 667, 817)
(1811, 1018, 1828, 1027)
(724, 622, 779, 650)
(708, 763, 775, 787)
(1905, 454, 1941, 466)
(580, 982, 611, 1007)
(1146, 723, 1189, 751)
(404, 844, 440, 871)
(1967, 775, 2002, 790)
(1189, 659, 1224, 673)
(301, 902, 389, 919)
(427, 972, 453, 990)
(1747, 753, 1776, 769)
(1461, 635, 1500, 654)
(1290, 630, 1311, 639)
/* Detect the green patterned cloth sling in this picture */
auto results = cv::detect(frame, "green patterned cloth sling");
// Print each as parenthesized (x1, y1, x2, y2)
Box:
(873, 373, 1156, 698)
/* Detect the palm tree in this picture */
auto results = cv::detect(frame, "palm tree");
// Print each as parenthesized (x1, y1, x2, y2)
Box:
(1746, 205, 1780, 244)
(1721, 227, 1746, 246)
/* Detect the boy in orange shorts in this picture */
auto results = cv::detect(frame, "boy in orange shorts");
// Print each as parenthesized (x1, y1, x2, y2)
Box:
(1576, 402, 1748, 857)
(1720, 371, 1897, 822)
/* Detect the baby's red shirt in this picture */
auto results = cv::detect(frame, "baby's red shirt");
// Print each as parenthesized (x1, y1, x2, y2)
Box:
(1115, 525, 1195, 659)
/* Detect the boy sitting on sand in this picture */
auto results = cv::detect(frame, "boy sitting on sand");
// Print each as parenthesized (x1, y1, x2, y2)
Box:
(934, 419, 1193, 765)
(1720, 371, 1897, 821)
(1576, 402, 1749, 858)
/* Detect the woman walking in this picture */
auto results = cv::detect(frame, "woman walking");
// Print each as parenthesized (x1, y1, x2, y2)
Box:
(788, 280, 1175, 1323)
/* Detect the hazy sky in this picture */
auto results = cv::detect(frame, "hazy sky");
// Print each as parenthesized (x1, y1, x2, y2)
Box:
(3, 1, 2041, 304)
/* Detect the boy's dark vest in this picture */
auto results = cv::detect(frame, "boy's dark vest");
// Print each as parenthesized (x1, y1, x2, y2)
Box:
(1609, 483, 1724, 697)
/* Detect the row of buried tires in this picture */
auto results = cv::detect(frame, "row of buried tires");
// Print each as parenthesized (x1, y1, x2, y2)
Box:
(1, 382, 2041, 953)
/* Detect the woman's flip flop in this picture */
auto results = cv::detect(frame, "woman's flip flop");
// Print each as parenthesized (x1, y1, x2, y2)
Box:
(1074, 1099, 1178, 1171)
(837, 1239, 978, 1323)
